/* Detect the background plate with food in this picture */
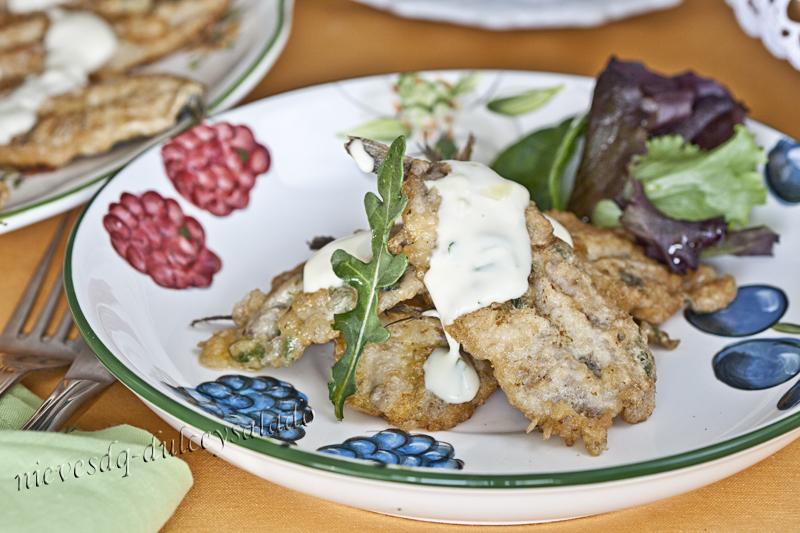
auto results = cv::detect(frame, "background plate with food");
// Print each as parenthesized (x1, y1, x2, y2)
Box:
(354, 0, 682, 30)
(0, 0, 292, 234)
(66, 67, 800, 523)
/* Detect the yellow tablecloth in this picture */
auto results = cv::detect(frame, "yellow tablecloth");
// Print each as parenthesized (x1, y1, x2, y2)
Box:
(2, 1, 799, 530)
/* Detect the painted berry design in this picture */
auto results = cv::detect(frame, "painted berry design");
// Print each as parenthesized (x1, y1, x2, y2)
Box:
(173, 374, 313, 444)
(161, 122, 271, 216)
(318, 429, 464, 469)
(103, 190, 222, 289)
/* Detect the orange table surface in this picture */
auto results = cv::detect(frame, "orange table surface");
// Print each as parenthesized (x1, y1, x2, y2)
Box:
(2, 0, 799, 531)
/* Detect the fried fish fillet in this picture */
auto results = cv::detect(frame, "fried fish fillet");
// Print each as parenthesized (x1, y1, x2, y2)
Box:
(547, 210, 736, 325)
(0, 74, 203, 168)
(354, 137, 656, 455)
(100, 0, 229, 74)
(199, 261, 427, 370)
(337, 310, 497, 431)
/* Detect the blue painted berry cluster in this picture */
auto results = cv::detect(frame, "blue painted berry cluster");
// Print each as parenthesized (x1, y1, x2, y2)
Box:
(318, 429, 463, 469)
(175, 374, 313, 443)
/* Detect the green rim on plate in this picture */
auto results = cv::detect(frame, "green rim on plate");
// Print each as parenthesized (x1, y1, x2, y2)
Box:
(0, 0, 289, 222)
(63, 113, 800, 489)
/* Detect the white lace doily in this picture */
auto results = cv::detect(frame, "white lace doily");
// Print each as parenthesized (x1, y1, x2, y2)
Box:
(728, 0, 800, 70)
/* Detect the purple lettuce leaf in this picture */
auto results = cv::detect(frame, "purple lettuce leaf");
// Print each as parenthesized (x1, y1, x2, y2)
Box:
(619, 181, 725, 274)
(568, 57, 747, 218)
(702, 226, 780, 258)
(618, 181, 777, 272)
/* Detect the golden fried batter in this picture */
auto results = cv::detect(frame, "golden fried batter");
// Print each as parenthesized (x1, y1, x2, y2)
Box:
(338, 311, 497, 431)
(547, 211, 736, 325)
(199, 262, 426, 370)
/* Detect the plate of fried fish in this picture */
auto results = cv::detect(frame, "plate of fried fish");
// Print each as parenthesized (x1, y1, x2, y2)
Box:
(0, 0, 292, 234)
(66, 62, 800, 523)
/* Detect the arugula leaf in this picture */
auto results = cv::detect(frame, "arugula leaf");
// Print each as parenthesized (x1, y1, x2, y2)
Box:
(328, 136, 408, 420)
(630, 125, 767, 228)
(487, 85, 564, 116)
(491, 115, 586, 210)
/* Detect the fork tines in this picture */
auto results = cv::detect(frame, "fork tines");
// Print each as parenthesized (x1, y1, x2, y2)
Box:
(0, 217, 79, 358)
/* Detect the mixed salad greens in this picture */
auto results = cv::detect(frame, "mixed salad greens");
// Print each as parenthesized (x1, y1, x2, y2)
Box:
(493, 57, 778, 273)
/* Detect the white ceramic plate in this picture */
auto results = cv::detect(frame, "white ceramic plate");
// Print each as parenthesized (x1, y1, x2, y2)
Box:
(354, 0, 681, 30)
(0, 0, 293, 235)
(66, 70, 800, 524)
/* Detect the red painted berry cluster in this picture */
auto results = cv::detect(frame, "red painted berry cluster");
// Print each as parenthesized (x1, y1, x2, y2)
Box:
(161, 122, 270, 216)
(103, 191, 222, 289)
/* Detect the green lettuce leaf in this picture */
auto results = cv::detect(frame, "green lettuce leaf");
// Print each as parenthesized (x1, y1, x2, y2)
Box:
(630, 125, 767, 228)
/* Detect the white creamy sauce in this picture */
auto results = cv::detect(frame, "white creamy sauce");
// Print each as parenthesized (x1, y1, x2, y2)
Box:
(421, 310, 480, 403)
(0, 9, 118, 144)
(424, 161, 532, 325)
(303, 231, 372, 293)
(421, 161, 532, 404)
(346, 139, 375, 173)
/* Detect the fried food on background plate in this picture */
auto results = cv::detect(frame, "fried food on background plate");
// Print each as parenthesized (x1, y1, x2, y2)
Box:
(0, 11, 47, 50)
(336, 309, 497, 431)
(99, 0, 230, 73)
(72, 0, 155, 18)
(0, 12, 46, 88)
(547, 210, 737, 325)
(0, 74, 203, 168)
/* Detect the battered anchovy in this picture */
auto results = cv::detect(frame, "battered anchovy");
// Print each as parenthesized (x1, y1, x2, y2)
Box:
(547, 210, 737, 325)
(356, 139, 656, 455)
(337, 310, 497, 431)
(199, 261, 426, 370)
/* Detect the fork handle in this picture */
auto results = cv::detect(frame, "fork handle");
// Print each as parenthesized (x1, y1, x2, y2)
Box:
(21, 378, 111, 432)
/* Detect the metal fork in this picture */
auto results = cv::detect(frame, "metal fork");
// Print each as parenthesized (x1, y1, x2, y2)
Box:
(0, 218, 79, 397)
(22, 343, 115, 431)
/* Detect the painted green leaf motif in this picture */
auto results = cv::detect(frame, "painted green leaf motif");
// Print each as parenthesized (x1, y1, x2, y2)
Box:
(328, 136, 408, 420)
(340, 118, 410, 141)
(773, 322, 800, 334)
(487, 84, 563, 116)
